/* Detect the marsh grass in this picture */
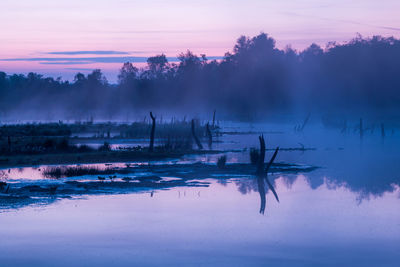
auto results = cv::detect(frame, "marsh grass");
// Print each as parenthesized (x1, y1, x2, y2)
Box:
(43, 166, 116, 178)
(0, 136, 78, 155)
(98, 142, 111, 151)
(250, 148, 259, 165)
(217, 155, 227, 169)
(159, 134, 193, 151)
(0, 120, 212, 153)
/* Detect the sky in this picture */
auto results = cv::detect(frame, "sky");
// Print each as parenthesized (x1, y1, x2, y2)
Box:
(1, 0, 400, 82)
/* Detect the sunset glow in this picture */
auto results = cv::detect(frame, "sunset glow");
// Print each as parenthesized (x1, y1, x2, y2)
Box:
(1, 0, 399, 81)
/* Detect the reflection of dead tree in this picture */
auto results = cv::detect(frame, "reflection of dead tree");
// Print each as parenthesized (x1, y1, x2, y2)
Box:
(191, 119, 203, 150)
(149, 112, 156, 152)
(257, 173, 266, 214)
(256, 135, 279, 214)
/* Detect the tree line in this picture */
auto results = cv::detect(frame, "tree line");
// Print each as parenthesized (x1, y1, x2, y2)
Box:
(1, 33, 399, 120)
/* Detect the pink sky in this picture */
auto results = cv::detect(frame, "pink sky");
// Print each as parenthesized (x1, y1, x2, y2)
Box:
(1, 0, 400, 82)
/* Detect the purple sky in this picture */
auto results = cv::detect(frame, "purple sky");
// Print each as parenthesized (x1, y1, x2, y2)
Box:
(1, 0, 399, 82)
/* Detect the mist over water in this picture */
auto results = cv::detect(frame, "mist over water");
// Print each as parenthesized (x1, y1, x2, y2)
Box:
(0, 121, 399, 266)
(1, 33, 400, 122)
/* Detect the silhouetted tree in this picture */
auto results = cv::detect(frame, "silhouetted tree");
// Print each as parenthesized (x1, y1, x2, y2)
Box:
(1, 33, 400, 119)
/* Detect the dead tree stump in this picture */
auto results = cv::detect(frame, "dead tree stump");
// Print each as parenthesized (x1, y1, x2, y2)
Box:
(206, 123, 212, 149)
(191, 119, 203, 150)
(149, 112, 156, 152)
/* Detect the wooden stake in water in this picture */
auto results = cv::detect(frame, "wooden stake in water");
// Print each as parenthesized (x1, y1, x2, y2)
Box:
(149, 112, 156, 152)
(206, 122, 212, 149)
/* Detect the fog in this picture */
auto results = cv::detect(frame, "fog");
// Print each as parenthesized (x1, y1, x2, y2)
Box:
(1, 33, 399, 122)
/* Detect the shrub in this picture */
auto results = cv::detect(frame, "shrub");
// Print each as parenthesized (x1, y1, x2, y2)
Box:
(250, 148, 259, 165)
(98, 142, 111, 151)
(217, 155, 227, 169)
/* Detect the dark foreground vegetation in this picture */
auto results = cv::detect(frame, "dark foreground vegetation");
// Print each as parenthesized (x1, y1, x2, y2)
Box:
(1, 33, 400, 120)
(0, 142, 318, 211)
(0, 118, 221, 167)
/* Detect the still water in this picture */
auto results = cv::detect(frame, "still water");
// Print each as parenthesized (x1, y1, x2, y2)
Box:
(0, 121, 399, 266)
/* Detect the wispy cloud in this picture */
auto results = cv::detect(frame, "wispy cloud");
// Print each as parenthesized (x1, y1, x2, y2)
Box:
(65, 67, 98, 71)
(2, 57, 151, 64)
(281, 11, 400, 32)
(1, 56, 223, 65)
(45, 51, 130, 55)
(40, 61, 93, 65)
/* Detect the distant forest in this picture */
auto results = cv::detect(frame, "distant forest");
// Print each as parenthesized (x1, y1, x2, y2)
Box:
(1, 33, 400, 121)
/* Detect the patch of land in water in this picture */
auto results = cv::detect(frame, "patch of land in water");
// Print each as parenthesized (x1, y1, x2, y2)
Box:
(0, 121, 322, 211)
(0, 149, 224, 168)
(0, 161, 318, 211)
(0, 120, 223, 167)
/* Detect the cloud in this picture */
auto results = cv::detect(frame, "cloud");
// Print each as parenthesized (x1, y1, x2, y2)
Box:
(40, 61, 93, 65)
(65, 67, 97, 71)
(281, 11, 400, 32)
(0, 56, 223, 65)
(2, 57, 151, 64)
(46, 51, 130, 55)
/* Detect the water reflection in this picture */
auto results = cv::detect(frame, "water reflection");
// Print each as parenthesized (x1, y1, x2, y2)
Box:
(235, 172, 400, 215)
(1, 122, 400, 213)
(257, 175, 266, 214)
(2, 166, 398, 214)
(1, 122, 399, 266)
(254, 135, 280, 214)
(1, 154, 399, 212)
(1, 175, 399, 266)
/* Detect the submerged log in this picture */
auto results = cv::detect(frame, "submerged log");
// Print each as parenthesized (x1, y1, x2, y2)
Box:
(149, 112, 156, 152)
(191, 119, 203, 150)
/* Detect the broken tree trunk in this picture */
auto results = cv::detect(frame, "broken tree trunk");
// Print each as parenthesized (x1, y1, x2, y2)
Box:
(257, 135, 266, 175)
(206, 122, 212, 149)
(257, 135, 267, 214)
(149, 112, 156, 152)
(191, 119, 203, 150)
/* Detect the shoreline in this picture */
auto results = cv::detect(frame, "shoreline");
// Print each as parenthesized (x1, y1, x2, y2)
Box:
(0, 149, 222, 169)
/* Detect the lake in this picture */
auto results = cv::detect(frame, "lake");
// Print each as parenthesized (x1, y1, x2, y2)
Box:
(0, 121, 399, 266)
